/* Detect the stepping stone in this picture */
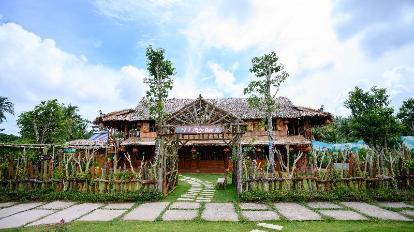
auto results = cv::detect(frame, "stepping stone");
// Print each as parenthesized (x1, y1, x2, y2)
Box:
(319, 210, 367, 220)
(250, 230, 266, 232)
(0, 202, 44, 219)
(342, 202, 412, 221)
(202, 203, 238, 221)
(0, 202, 16, 208)
(177, 198, 194, 201)
(78, 209, 126, 221)
(39, 201, 76, 210)
(242, 211, 279, 221)
(274, 203, 321, 220)
(170, 202, 200, 209)
(257, 222, 283, 230)
(239, 203, 269, 210)
(181, 195, 197, 198)
(0, 209, 54, 229)
(196, 199, 211, 203)
(162, 210, 198, 221)
(377, 202, 414, 208)
(400, 210, 414, 217)
(29, 203, 103, 226)
(196, 197, 212, 200)
(307, 202, 342, 209)
(102, 203, 134, 210)
(123, 202, 169, 221)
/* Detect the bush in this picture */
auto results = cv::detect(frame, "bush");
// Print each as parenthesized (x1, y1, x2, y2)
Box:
(0, 188, 163, 202)
(239, 187, 414, 202)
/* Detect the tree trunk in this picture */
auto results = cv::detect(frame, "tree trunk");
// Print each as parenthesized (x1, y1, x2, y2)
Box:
(236, 135, 243, 195)
(266, 72, 275, 173)
(155, 136, 163, 193)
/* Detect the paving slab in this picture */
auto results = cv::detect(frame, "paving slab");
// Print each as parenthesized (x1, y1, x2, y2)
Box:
(377, 202, 414, 208)
(242, 211, 279, 221)
(202, 203, 238, 221)
(102, 203, 134, 210)
(0, 202, 16, 208)
(123, 202, 169, 221)
(274, 203, 321, 220)
(39, 201, 77, 210)
(257, 223, 283, 231)
(400, 210, 414, 217)
(319, 210, 367, 220)
(170, 202, 200, 209)
(0, 209, 54, 229)
(0, 202, 44, 219)
(162, 210, 198, 221)
(342, 202, 412, 221)
(239, 203, 269, 210)
(29, 203, 103, 226)
(307, 202, 342, 209)
(78, 209, 126, 221)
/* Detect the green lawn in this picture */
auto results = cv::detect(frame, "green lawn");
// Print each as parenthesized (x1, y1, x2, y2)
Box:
(7, 221, 414, 232)
(164, 178, 191, 201)
(176, 173, 237, 202)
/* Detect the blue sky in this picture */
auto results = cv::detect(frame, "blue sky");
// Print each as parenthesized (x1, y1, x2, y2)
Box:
(0, 0, 414, 135)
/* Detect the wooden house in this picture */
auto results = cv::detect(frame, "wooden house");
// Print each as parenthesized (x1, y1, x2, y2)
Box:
(94, 96, 332, 173)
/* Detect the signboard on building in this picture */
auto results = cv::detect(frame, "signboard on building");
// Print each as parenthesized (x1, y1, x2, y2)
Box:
(175, 125, 224, 134)
(63, 148, 76, 153)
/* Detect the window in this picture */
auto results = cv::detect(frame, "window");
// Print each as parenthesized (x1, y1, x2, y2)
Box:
(287, 122, 298, 135)
(149, 121, 157, 132)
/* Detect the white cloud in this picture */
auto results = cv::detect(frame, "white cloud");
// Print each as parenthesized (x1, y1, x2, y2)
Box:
(181, 0, 338, 75)
(208, 62, 244, 97)
(179, 0, 414, 115)
(0, 22, 147, 134)
(93, 0, 183, 24)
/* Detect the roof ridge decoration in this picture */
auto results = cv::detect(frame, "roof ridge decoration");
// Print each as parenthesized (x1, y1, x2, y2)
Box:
(165, 94, 241, 125)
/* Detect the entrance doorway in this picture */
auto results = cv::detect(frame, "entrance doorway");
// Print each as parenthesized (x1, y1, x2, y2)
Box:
(178, 146, 231, 173)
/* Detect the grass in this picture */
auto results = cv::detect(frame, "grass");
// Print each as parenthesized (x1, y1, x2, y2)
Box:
(178, 173, 238, 202)
(5, 220, 414, 232)
(164, 179, 191, 201)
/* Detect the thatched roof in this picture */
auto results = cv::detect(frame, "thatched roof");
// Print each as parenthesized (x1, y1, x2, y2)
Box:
(96, 96, 331, 124)
(67, 131, 109, 149)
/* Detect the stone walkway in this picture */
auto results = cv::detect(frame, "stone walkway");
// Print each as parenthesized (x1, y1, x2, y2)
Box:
(177, 175, 215, 202)
(0, 201, 413, 229)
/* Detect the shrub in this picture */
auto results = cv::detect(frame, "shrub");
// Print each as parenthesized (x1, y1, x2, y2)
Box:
(0, 188, 162, 202)
(239, 187, 414, 202)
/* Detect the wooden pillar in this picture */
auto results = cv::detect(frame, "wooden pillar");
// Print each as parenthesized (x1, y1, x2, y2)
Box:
(191, 147, 198, 173)
(223, 147, 230, 171)
(285, 144, 290, 173)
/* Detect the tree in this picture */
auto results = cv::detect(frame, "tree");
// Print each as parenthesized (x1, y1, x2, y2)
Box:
(17, 99, 89, 144)
(398, 98, 414, 135)
(312, 116, 357, 143)
(144, 46, 175, 190)
(344, 86, 402, 149)
(0, 96, 14, 131)
(244, 52, 289, 172)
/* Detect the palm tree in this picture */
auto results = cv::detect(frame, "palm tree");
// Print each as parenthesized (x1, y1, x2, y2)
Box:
(0, 96, 14, 124)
